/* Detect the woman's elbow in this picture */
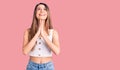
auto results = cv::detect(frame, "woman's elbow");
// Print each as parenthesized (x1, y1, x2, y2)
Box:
(55, 48, 60, 55)
(22, 48, 28, 55)
(56, 51, 60, 55)
(23, 52, 28, 55)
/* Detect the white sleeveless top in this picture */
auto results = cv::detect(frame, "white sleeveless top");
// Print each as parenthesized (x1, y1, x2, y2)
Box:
(29, 29, 53, 57)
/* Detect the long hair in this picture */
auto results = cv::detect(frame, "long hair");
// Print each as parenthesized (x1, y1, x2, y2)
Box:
(28, 3, 53, 42)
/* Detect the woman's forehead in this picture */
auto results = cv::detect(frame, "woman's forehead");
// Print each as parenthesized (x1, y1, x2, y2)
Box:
(37, 4, 46, 9)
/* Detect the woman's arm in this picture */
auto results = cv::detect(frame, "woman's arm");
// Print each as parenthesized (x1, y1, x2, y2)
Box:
(22, 28, 40, 55)
(42, 29, 60, 55)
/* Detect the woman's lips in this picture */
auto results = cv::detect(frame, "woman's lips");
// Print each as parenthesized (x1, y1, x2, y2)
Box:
(39, 14, 46, 16)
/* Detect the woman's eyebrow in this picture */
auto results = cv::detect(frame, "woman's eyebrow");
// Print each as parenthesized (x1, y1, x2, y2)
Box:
(37, 6, 42, 8)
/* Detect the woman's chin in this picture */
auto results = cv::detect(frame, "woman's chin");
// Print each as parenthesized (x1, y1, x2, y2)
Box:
(40, 18, 46, 20)
(37, 17, 47, 20)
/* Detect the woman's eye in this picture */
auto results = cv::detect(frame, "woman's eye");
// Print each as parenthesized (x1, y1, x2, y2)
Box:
(44, 8, 47, 10)
(37, 8, 41, 10)
(37, 8, 46, 11)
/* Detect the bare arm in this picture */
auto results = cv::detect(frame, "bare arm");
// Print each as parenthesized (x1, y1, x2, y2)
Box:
(22, 28, 40, 55)
(42, 29, 60, 55)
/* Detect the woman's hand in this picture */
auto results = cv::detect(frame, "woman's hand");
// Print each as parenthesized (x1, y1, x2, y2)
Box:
(40, 24, 46, 37)
(38, 19, 46, 37)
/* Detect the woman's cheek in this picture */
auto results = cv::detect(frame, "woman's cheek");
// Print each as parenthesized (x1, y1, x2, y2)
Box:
(36, 14, 40, 19)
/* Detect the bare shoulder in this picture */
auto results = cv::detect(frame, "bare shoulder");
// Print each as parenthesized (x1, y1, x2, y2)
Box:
(24, 28, 30, 37)
(52, 29, 59, 37)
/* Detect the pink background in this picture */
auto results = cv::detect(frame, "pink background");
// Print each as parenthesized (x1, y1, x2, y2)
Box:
(0, 0, 120, 70)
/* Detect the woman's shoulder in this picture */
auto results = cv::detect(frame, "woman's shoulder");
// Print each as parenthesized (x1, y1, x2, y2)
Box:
(49, 28, 58, 33)
(25, 28, 30, 32)
(24, 28, 30, 36)
(49, 29, 59, 36)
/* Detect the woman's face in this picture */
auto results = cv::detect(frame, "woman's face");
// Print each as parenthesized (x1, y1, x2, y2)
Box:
(36, 4, 47, 20)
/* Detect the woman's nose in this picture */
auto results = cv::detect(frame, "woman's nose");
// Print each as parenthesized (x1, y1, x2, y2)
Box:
(40, 9, 44, 12)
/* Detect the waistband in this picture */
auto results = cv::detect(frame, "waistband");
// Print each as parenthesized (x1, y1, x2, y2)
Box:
(28, 60, 53, 68)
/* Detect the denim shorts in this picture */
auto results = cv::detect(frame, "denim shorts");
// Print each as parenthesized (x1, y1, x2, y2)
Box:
(26, 60, 54, 70)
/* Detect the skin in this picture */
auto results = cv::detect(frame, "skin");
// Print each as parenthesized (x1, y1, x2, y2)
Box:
(22, 4, 60, 63)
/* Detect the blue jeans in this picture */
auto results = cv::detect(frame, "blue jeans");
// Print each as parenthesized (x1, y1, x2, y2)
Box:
(26, 60, 54, 70)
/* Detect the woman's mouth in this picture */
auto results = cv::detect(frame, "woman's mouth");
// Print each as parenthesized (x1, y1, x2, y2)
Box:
(39, 14, 46, 16)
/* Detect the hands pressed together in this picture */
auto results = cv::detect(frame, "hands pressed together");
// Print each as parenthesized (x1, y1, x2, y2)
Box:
(37, 19, 47, 38)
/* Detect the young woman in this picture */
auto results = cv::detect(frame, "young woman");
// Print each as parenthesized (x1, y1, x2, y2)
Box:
(22, 3, 60, 70)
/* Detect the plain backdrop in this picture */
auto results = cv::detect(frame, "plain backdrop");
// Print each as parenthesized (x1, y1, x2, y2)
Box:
(0, 0, 120, 70)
